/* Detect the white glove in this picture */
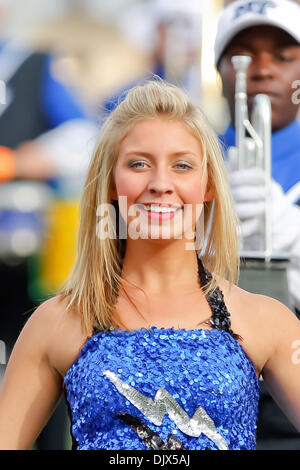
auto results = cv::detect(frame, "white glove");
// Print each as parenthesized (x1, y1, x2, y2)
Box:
(271, 180, 300, 252)
(227, 166, 300, 252)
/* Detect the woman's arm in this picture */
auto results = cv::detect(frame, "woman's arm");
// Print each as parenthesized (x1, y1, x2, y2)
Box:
(0, 300, 64, 449)
(261, 297, 300, 432)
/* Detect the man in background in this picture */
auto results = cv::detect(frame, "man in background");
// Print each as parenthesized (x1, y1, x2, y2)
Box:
(215, 0, 300, 449)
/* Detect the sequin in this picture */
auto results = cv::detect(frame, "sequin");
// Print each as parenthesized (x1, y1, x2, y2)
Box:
(64, 327, 260, 450)
(63, 258, 260, 450)
(102, 369, 228, 449)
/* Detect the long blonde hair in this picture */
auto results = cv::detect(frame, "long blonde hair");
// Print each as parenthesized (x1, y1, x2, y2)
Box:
(59, 79, 240, 336)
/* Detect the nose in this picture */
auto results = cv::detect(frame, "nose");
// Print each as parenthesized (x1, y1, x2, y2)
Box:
(147, 166, 174, 195)
(249, 52, 275, 81)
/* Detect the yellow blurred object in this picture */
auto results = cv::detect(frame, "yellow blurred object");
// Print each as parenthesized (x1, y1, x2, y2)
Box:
(38, 198, 79, 294)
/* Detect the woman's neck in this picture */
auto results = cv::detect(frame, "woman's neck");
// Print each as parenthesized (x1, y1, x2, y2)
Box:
(121, 240, 200, 295)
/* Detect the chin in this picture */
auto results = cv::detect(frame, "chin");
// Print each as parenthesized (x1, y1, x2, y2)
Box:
(271, 119, 291, 133)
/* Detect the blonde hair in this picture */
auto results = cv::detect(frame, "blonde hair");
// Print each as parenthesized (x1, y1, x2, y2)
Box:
(59, 79, 240, 336)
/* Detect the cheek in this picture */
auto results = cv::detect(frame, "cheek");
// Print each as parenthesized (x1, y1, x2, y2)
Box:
(114, 170, 145, 202)
(218, 61, 235, 98)
(284, 72, 300, 100)
(272, 74, 300, 117)
(287, 61, 300, 82)
(181, 176, 208, 204)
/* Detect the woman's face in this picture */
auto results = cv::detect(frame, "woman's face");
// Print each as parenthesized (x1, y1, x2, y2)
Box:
(112, 117, 213, 244)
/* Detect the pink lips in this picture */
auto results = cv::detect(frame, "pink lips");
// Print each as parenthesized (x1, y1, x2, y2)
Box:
(139, 203, 182, 221)
(144, 210, 178, 221)
(139, 202, 182, 208)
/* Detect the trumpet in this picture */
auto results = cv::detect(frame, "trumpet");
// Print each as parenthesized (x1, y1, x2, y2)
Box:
(230, 55, 272, 259)
(229, 55, 291, 308)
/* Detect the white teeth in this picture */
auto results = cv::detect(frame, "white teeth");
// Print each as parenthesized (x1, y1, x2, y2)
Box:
(143, 205, 179, 213)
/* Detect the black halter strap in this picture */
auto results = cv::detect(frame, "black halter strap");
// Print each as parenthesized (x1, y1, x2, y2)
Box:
(197, 256, 240, 341)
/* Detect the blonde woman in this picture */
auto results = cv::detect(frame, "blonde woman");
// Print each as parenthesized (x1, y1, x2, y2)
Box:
(0, 80, 299, 450)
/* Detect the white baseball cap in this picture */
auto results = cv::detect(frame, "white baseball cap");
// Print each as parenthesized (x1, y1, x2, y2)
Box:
(215, 0, 300, 66)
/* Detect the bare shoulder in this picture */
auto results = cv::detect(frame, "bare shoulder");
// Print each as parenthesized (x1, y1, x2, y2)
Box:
(217, 279, 299, 376)
(28, 295, 79, 342)
(32, 295, 80, 330)
(0, 295, 86, 449)
(31, 295, 88, 379)
(218, 277, 295, 327)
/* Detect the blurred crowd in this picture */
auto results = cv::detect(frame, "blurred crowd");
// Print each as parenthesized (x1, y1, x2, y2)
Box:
(0, 0, 299, 451)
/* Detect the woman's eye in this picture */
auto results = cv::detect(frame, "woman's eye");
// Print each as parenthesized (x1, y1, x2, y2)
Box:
(175, 162, 192, 170)
(129, 161, 147, 169)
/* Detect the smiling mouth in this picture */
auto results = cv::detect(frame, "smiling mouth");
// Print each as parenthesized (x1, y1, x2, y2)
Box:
(142, 204, 181, 213)
(138, 204, 182, 221)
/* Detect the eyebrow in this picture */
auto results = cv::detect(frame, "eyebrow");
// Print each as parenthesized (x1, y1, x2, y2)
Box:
(123, 151, 200, 159)
(229, 39, 299, 50)
(278, 42, 300, 49)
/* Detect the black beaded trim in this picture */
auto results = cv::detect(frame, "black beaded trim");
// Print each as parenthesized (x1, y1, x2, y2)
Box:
(197, 256, 241, 341)
(117, 412, 186, 450)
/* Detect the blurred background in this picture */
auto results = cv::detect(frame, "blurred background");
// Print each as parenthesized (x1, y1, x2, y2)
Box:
(0, 0, 298, 450)
(0, 0, 226, 450)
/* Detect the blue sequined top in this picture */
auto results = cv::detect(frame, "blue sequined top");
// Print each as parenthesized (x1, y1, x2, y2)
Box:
(63, 260, 260, 450)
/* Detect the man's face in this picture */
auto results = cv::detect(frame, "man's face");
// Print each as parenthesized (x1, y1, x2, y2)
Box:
(218, 25, 300, 132)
